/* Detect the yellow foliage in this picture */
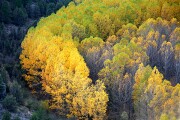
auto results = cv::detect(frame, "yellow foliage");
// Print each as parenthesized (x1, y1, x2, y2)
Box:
(71, 80, 108, 120)
(19, 0, 179, 119)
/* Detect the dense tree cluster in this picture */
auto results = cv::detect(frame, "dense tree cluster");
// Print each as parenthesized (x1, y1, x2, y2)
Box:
(0, 0, 72, 25)
(0, 0, 72, 119)
(0, 0, 72, 62)
(20, 28, 108, 119)
(19, 0, 180, 119)
(133, 64, 180, 120)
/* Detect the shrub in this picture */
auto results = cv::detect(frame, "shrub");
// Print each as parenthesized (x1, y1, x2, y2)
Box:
(0, 74, 6, 99)
(25, 98, 39, 110)
(2, 95, 17, 112)
(30, 107, 50, 120)
(121, 111, 128, 120)
(12, 7, 28, 26)
(2, 111, 11, 120)
(14, 116, 20, 120)
(9, 81, 23, 103)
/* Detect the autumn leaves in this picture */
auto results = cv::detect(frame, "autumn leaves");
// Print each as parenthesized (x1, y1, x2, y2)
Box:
(133, 65, 180, 120)
(19, 0, 180, 119)
(20, 32, 108, 119)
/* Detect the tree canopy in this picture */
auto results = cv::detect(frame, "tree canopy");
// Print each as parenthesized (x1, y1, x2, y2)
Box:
(20, 0, 180, 119)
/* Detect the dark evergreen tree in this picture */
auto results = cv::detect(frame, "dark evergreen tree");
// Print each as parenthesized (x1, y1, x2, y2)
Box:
(2, 95, 17, 112)
(46, 3, 55, 15)
(26, 2, 41, 18)
(0, 0, 12, 23)
(38, 1, 46, 15)
(12, 7, 28, 26)
(0, 74, 6, 99)
(62, 0, 72, 6)
(2, 111, 11, 120)
(55, 1, 64, 12)
(13, 0, 23, 7)
(9, 81, 23, 103)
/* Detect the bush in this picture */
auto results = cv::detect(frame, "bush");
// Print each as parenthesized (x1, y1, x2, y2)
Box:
(46, 3, 55, 15)
(2, 111, 11, 120)
(30, 107, 50, 120)
(2, 95, 17, 112)
(14, 116, 20, 120)
(40, 100, 49, 110)
(0, 74, 6, 99)
(25, 98, 39, 110)
(12, 7, 28, 26)
(22, 88, 30, 99)
(121, 111, 128, 120)
(9, 81, 23, 103)
(0, 0, 12, 23)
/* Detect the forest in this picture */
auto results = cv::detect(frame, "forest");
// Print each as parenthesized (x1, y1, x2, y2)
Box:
(0, 0, 180, 120)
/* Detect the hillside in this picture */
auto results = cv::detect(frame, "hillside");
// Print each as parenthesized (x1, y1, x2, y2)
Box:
(1, 0, 180, 120)
(0, 0, 72, 119)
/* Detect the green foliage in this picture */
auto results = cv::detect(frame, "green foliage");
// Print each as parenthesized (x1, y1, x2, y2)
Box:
(62, 0, 72, 6)
(0, 74, 6, 99)
(2, 95, 17, 112)
(2, 111, 11, 120)
(133, 66, 180, 120)
(136, 18, 178, 81)
(9, 81, 24, 103)
(132, 64, 153, 119)
(30, 107, 50, 120)
(0, 0, 12, 23)
(38, 1, 46, 15)
(121, 111, 128, 120)
(78, 37, 109, 81)
(25, 98, 39, 110)
(46, 3, 55, 15)
(17, 0, 180, 119)
(55, 2, 64, 11)
(12, 7, 28, 26)
(13, 0, 23, 7)
(14, 116, 20, 120)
